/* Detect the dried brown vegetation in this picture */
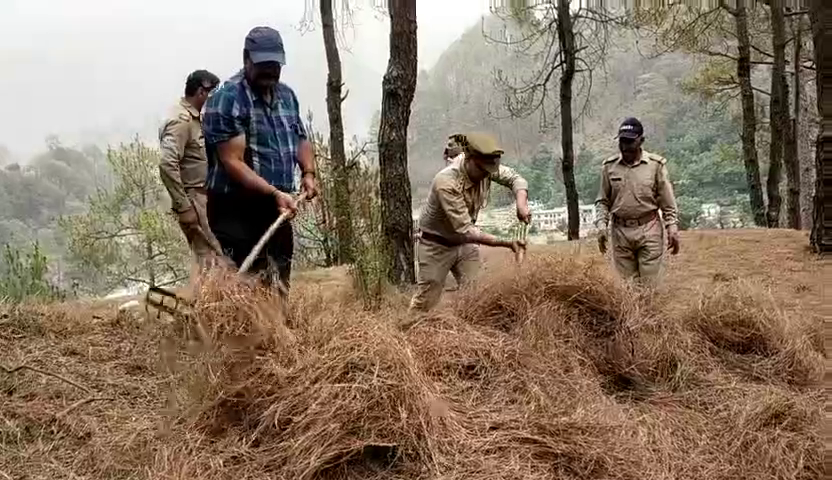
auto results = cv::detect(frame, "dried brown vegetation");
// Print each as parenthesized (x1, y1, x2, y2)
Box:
(0, 230, 825, 479)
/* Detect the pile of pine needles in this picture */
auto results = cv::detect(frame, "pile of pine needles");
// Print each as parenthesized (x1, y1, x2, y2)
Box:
(150, 255, 824, 479)
(0, 242, 823, 479)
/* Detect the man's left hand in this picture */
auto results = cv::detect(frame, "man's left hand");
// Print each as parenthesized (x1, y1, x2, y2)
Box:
(301, 172, 318, 200)
(667, 224, 681, 255)
(516, 202, 532, 224)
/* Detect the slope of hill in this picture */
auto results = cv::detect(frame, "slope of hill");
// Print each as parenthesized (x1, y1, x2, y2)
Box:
(1, 229, 825, 479)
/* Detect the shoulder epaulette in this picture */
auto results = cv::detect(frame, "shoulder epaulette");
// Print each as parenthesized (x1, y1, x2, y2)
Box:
(645, 152, 667, 165)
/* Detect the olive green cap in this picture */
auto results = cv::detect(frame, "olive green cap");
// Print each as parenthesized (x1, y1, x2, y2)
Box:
(460, 132, 504, 157)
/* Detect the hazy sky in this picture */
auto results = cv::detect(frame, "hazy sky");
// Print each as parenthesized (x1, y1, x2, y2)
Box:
(0, 0, 491, 160)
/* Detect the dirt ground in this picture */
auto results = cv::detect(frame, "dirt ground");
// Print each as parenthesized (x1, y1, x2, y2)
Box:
(0, 228, 828, 479)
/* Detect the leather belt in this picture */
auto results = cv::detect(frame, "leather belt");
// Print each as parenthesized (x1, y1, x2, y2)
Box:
(612, 211, 658, 228)
(419, 231, 460, 248)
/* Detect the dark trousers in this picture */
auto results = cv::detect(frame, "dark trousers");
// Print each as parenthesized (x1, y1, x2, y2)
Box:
(207, 190, 294, 290)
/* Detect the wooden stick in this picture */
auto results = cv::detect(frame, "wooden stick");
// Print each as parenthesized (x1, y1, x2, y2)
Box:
(1, 364, 91, 394)
(56, 396, 114, 418)
(239, 192, 308, 275)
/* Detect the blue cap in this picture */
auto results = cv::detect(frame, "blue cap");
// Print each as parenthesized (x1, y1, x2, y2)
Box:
(617, 117, 644, 139)
(245, 26, 286, 65)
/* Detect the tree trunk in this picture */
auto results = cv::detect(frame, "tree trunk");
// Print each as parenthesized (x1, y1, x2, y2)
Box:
(378, 0, 417, 286)
(765, 0, 786, 228)
(784, 16, 802, 229)
(809, 0, 830, 252)
(557, 0, 579, 240)
(139, 190, 156, 287)
(320, 0, 354, 264)
(733, 2, 767, 226)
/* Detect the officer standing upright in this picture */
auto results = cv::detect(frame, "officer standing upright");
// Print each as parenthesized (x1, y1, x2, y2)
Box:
(595, 117, 680, 285)
(159, 69, 223, 266)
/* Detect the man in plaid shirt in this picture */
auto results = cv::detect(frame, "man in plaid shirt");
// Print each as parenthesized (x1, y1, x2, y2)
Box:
(203, 26, 318, 292)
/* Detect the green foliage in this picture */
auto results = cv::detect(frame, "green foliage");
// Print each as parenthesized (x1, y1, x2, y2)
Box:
(294, 133, 338, 268)
(0, 169, 66, 228)
(516, 144, 559, 206)
(680, 58, 737, 100)
(301, 114, 388, 309)
(59, 138, 187, 293)
(675, 196, 703, 230)
(349, 162, 388, 310)
(511, 144, 600, 209)
(0, 242, 62, 303)
(0, 136, 109, 292)
(657, 98, 750, 229)
(295, 113, 357, 269)
(574, 146, 601, 205)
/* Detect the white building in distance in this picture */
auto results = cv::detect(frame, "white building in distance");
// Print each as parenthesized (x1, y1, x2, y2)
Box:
(533, 205, 597, 231)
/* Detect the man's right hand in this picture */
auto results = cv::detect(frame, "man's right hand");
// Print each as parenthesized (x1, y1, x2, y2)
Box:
(177, 206, 198, 226)
(273, 190, 298, 216)
(509, 240, 527, 254)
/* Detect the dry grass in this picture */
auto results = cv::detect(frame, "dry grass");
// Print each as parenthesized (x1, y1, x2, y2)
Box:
(0, 229, 826, 479)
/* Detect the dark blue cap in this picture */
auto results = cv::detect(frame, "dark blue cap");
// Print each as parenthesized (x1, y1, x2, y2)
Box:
(617, 117, 644, 139)
(244, 26, 286, 65)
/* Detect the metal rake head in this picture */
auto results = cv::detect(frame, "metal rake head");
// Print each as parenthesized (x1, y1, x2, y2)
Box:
(144, 286, 194, 321)
(512, 221, 529, 244)
(511, 221, 529, 264)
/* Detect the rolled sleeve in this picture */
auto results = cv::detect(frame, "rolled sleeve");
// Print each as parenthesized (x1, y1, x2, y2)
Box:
(491, 164, 529, 194)
(434, 177, 475, 236)
(202, 87, 244, 145)
(656, 163, 679, 226)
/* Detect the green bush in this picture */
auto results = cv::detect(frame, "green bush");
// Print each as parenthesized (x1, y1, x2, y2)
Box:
(0, 242, 62, 303)
(348, 163, 388, 310)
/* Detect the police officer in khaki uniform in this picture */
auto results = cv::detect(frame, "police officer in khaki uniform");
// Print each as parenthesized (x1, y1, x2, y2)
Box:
(595, 117, 680, 285)
(410, 132, 531, 312)
(159, 70, 223, 266)
(443, 136, 464, 166)
(438, 136, 466, 290)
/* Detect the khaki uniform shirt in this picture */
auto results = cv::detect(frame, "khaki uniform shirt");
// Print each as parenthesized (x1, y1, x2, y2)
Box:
(595, 150, 678, 227)
(158, 98, 208, 212)
(419, 159, 529, 242)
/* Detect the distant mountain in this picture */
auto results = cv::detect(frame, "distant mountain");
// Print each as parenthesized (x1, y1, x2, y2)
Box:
(402, 16, 701, 199)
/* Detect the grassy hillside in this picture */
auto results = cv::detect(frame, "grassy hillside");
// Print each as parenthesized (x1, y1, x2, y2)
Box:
(0, 229, 826, 479)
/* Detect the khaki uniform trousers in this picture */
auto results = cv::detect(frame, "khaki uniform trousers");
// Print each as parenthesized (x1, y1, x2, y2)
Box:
(610, 214, 666, 286)
(178, 188, 223, 267)
(409, 238, 481, 312)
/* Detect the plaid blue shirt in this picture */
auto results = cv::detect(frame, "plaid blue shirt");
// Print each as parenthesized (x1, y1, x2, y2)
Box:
(203, 70, 307, 194)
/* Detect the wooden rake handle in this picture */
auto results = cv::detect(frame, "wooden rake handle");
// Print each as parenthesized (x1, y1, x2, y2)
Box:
(239, 192, 308, 275)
